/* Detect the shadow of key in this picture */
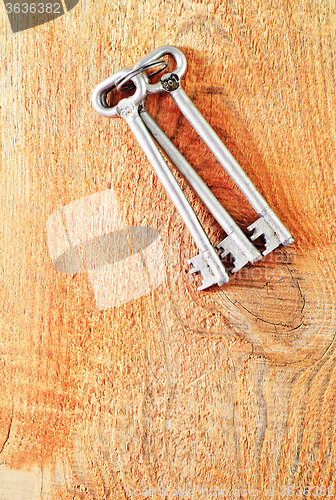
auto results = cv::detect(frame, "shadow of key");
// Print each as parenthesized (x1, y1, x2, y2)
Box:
(4, 0, 80, 33)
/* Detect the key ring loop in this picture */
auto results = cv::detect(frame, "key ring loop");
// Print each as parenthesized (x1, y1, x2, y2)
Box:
(92, 68, 147, 118)
(92, 47, 186, 117)
(115, 59, 168, 92)
(133, 45, 187, 94)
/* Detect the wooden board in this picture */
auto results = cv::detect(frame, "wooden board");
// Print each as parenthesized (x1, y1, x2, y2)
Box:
(0, 0, 336, 498)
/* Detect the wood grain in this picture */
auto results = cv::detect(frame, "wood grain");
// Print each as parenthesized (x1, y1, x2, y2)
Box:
(0, 0, 336, 498)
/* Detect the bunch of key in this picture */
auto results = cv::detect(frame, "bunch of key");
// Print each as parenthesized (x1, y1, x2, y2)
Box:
(92, 46, 294, 291)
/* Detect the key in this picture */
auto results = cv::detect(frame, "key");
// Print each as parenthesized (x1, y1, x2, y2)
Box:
(169, 83, 294, 255)
(138, 102, 261, 272)
(92, 69, 230, 291)
(134, 46, 294, 255)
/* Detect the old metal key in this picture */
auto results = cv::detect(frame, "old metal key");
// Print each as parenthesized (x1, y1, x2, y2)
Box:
(92, 69, 230, 290)
(133, 46, 294, 255)
(115, 67, 262, 271)
(138, 102, 262, 271)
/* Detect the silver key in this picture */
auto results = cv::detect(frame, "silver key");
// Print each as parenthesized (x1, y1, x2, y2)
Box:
(138, 102, 261, 272)
(92, 69, 230, 290)
(134, 46, 294, 255)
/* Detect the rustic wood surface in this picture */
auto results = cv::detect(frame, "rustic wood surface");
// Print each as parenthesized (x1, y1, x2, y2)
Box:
(0, 0, 336, 499)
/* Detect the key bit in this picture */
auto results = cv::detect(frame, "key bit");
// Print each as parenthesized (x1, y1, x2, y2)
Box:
(188, 251, 229, 291)
(248, 217, 281, 256)
(217, 226, 262, 272)
(217, 237, 249, 273)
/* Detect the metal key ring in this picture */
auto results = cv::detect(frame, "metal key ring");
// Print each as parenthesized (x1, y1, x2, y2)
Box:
(116, 59, 168, 92)
(92, 68, 147, 118)
(133, 45, 187, 94)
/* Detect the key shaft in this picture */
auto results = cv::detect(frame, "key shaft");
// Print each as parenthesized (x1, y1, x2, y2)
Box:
(139, 103, 261, 270)
(166, 80, 294, 252)
(117, 100, 230, 289)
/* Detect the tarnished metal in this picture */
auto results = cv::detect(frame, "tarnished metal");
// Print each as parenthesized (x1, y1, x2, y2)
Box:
(138, 101, 261, 271)
(92, 45, 294, 290)
(134, 46, 294, 255)
(92, 69, 230, 291)
(116, 59, 168, 92)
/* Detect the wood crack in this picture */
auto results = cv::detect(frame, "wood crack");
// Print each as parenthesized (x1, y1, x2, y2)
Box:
(0, 406, 14, 456)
